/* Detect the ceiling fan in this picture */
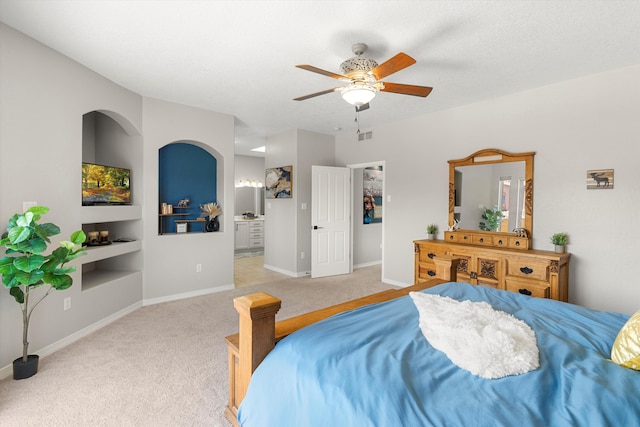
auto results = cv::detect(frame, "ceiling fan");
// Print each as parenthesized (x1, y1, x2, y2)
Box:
(293, 43, 433, 109)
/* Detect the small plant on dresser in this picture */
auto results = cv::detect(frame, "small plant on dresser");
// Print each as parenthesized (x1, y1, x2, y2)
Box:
(426, 224, 438, 240)
(550, 232, 569, 253)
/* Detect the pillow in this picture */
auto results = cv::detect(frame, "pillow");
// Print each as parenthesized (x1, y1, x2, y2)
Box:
(611, 310, 640, 370)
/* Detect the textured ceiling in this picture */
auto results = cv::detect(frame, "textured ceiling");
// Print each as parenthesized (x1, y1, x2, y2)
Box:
(1, 1, 639, 156)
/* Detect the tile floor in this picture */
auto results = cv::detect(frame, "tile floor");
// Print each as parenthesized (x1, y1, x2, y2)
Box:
(234, 254, 289, 288)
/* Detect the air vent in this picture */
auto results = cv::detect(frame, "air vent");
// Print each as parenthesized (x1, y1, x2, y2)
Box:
(357, 130, 373, 142)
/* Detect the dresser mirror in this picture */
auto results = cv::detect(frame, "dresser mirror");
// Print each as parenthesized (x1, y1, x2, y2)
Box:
(448, 149, 535, 237)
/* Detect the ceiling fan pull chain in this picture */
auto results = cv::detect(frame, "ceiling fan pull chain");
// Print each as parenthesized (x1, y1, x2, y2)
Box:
(355, 110, 361, 134)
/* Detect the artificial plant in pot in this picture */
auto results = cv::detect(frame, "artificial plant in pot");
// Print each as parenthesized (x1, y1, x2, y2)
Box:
(426, 224, 438, 240)
(550, 232, 569, 253)
(0, 206, 86, 379)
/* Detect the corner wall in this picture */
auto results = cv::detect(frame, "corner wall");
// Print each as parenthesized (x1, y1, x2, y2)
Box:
(263, 129, 334, 276)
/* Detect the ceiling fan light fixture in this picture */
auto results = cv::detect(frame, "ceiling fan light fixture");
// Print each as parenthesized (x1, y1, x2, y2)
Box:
(341, 83, 376, 106)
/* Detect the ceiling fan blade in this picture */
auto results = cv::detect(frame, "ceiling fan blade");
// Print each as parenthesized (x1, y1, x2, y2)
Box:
(293, 87, 340, 101)
(296, 64, 349, 80)
(371, 52, 416, 80)
(380, 82, 433, 97)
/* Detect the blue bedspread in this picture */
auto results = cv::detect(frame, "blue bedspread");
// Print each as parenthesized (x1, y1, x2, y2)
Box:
(237, 283, 640, 427)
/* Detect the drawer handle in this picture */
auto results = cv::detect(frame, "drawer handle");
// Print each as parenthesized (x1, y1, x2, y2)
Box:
(463, 235, 468, 240)
(427, 270, 436, 277)
(497, 239, 504, 245)
(515, 241, 521, 246)
(520, 267, 533, 275)
(449, 235, 454, 240)
(519, 288, 532, 296)
(479, 238, 484, 243)
(427, 253, 436, 259)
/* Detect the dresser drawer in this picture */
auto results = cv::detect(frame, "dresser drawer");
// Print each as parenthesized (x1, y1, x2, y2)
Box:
(444, 232, 473, 243)
(417, 263, 439, 280)
(416, 245, 448, 263)
(472, 235, 493, 246)
(505, 259, 550, 281)
(508, 237, 530, 250)
(505, 278, 550, 299)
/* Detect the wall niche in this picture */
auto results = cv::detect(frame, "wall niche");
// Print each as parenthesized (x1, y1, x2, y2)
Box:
(158, 141, 220, 234)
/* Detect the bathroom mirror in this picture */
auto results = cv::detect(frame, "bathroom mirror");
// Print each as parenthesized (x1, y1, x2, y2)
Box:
(449, 149, 534, 236)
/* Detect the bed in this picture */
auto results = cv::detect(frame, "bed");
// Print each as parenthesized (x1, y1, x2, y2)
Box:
(226, 279, 640, 426)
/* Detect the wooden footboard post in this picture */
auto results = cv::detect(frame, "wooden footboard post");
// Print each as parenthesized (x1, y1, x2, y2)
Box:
(231, 292, 281, 417)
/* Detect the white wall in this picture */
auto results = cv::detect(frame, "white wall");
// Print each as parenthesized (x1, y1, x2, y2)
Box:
(142, 98, 235, 303)
(295, 130, 335, 273)
(0, 24, 236, 373)
(263, 129, 334, 276)
(0, 24, 143, 369)
(336, 65, 640, 315)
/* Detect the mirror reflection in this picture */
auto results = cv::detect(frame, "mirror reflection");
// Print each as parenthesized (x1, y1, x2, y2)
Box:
(235, 187, 264, 216)
(454, 162, 526, 232)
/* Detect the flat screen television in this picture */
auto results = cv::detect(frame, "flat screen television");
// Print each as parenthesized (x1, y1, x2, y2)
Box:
(82, 162, 131, 205)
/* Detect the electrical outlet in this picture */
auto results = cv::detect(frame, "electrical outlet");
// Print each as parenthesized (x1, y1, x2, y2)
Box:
(63, 297, 71, 311)
(196, 264, 202, 273)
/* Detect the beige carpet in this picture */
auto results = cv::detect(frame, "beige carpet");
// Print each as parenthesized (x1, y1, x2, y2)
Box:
(0, 265, 390, 426)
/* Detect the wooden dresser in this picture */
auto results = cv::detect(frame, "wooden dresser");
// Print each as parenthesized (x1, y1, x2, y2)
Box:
(414, 239, 570, 301)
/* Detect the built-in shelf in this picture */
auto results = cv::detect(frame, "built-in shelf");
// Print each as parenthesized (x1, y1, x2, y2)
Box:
(82, 240, 142, 264)
(82, 270, 141, 291)
(81, 111, 143, 294)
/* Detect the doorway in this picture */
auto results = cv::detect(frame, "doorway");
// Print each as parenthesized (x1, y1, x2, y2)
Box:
(349, 161, 385, 278)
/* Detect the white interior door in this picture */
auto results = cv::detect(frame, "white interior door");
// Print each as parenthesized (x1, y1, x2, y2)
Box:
(311, 166, 351, 278)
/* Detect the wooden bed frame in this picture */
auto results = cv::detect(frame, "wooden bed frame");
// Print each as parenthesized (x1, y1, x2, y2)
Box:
(224, 256, 459, 426)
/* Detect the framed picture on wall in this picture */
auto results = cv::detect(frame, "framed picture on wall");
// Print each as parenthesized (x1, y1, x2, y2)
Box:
(586, 169, 614, 189)
(265, 165, 293, 199)
(363, 166, 383, 224)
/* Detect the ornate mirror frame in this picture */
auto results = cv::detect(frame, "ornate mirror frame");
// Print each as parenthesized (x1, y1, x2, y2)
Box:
(447, 149, 535, 250)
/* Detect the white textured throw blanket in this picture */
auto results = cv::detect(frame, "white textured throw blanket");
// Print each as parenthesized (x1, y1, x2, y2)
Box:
(410, 292, 539, 379)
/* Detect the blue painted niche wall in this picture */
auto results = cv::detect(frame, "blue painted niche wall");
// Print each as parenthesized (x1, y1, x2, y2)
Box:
(159, 142, 217, 234)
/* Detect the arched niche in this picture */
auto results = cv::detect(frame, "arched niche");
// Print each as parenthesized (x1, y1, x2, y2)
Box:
(158, 140, 224, 234)
(82, 110, 141, 205)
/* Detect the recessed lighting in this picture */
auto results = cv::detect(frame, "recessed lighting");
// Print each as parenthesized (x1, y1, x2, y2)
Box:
(251, 146, 266, 153)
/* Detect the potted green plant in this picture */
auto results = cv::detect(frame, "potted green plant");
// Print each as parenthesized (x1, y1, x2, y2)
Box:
(550, 232, 569, 253)
(479, 207, 504, 232)
(426, 224, 438, 240)
(0, 206, 86, 380)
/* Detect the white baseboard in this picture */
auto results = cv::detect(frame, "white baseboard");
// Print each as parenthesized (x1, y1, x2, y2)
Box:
(143, 283, 235, 306)
(263, 264, 300, 277)
(354, 260, 382, 269)
(382, 277, 411, 287)
(0, 301, 142, 380)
